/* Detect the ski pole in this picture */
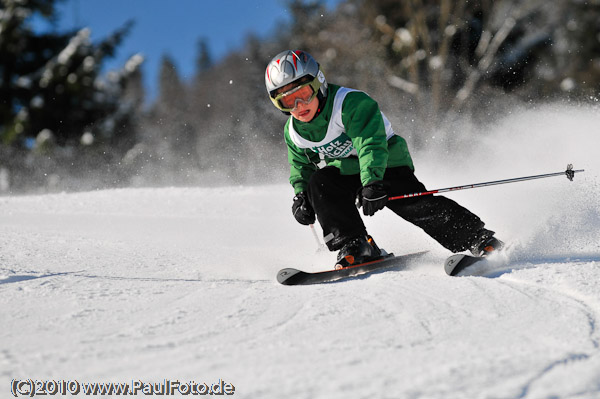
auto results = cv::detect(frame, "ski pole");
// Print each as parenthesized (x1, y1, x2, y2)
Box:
(310, 224, 327, 252)
(389, 164, 584, 201)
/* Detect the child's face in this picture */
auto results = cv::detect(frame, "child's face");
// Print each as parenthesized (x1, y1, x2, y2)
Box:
(290, 95, 319, 123)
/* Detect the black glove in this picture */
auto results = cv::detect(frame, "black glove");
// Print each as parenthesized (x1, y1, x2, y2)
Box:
(358, 181, 388, 216)
(292, 192, 316, 225)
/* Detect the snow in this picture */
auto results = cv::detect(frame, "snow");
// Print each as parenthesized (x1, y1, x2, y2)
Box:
(1, 104, 600, 398)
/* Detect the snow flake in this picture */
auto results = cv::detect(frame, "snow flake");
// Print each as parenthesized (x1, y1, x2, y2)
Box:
(81, 132, 94, 146)
(30, 96, 44, 108)
(560, 78, 575, 92)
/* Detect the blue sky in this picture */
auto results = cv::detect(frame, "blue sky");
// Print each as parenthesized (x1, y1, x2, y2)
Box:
(45, 0, 342, 100)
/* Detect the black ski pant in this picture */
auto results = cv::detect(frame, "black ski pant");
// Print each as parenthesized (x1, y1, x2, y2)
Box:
(306, 166, 492, 252)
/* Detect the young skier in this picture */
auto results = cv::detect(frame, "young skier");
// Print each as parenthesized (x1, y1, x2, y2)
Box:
(265, 50, 504, 269)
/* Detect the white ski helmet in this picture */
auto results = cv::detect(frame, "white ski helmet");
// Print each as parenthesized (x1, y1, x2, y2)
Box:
(265, 50, 327, 111)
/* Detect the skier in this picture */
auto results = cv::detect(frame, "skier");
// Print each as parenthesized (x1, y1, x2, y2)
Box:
(265, 50, 504, 269)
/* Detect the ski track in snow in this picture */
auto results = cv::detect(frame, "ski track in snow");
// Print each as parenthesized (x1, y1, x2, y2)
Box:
(1, 105, 600, 398)
(492, 268, 600, 398)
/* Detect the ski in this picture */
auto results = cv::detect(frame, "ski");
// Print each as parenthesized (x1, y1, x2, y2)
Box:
(277, 251, 428, 286)
(444, 254, 486, 276)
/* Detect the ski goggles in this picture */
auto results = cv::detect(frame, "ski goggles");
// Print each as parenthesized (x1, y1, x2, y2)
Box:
(270, 80, 319, 112)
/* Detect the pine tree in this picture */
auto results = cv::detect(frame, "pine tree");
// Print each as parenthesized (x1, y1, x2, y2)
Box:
(0, 0, 141, 149)
(196, 38, 212, 74)
(157, 54, 186, 115)
(0, 0, 145, 192)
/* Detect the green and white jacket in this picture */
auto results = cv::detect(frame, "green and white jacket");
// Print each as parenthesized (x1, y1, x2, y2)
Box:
(284, 84, 414, 194)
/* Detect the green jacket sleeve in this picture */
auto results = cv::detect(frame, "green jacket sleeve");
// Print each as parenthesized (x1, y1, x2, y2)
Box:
(341, 92, 389, 186)
(284, 118, 320, 194)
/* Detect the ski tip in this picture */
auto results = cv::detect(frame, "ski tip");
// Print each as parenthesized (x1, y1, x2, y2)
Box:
(445, 253, 486, 276)
(444, 254, 467, 276)
(277, 268, 302, 285)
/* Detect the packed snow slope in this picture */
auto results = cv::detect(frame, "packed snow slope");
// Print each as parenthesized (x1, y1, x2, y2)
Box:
(1, 105, 600, 398)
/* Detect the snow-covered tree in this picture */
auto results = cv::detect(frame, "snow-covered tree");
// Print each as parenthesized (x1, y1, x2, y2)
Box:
(0, 0, 145, 192)
(0, 0, 142, 149)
